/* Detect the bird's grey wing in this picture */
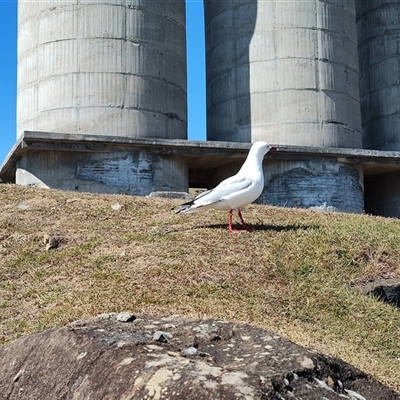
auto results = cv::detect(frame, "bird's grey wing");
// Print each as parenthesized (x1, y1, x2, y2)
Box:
(195, 176, 253, 205)
(217, 176, 253, 201)
(174, 176, 253, 214)
(193, 188, 214, 201)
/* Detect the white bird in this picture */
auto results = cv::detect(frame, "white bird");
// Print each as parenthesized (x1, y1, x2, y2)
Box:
(175, 141, 277, 233)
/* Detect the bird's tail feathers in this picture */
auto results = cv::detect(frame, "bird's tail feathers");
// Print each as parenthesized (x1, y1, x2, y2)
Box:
(173, 188, 217, 214)
(172, 200, 195, 214)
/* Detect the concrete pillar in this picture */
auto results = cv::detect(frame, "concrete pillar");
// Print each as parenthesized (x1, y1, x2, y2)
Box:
(205, 0, 364, 212)
(205, 0, 362, 147)
(18, 0, 187, 139)
(357, 0, 400, 217)
(16, 0, 188, 195)
(356, 0, 400, 151)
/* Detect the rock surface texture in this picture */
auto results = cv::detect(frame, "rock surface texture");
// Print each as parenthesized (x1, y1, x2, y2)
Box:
(0, 313, 398, 400)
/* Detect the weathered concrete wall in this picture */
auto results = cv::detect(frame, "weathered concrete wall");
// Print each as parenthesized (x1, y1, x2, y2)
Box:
(17, 0, 187, 140)
(260, 161, 364, 213)
(205, 0, 362, 148)
(16, 150, 188, 195)
(357, 0, 400, 151)
(209, 159, 364, 214)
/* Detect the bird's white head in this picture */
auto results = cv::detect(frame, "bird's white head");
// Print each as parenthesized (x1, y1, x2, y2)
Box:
(237, 141, 277, 177)
(238, 141, 277, 176)
(250, 141, 277, 157)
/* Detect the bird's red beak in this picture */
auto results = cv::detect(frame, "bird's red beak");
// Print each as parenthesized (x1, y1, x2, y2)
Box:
(270, 146, 277, 151)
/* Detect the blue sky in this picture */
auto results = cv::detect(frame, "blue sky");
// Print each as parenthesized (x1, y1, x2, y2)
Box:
(0, 0, 206, 164)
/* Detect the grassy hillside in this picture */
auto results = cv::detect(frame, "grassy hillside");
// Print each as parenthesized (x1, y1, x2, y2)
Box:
(1, 184, 400, 391)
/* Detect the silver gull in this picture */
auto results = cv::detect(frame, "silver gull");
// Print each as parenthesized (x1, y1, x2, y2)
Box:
(175, 141, 277, 233)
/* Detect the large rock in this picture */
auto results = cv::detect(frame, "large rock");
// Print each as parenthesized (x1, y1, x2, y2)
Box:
(361, 278, 400, 309)
(0, 313, 398, 399)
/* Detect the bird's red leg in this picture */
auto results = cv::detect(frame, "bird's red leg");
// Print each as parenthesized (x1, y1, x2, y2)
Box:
(238, 210, 254, 232)
(228, 209, 240, 233)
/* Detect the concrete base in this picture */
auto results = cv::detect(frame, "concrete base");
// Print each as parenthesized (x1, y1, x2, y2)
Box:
(260, 161, 364, 213)
(209, 159, 364, 214)
(16, 150, 188, 196)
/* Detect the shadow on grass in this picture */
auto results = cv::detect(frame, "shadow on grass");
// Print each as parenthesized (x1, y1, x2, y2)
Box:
(190, 223, 318, 233)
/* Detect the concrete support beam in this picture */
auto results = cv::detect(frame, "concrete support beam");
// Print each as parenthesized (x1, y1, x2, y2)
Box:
(3, 132, 400, 216)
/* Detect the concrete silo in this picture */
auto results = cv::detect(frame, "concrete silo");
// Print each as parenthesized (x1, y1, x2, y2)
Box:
(357, 0, 400, 216)
(205, 0, 364, 212)
(16, 0, 187, 195)
(357, 0, 400, 151)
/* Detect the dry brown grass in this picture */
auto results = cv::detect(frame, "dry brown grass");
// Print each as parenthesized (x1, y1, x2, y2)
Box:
(1, 184, 400, 391)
